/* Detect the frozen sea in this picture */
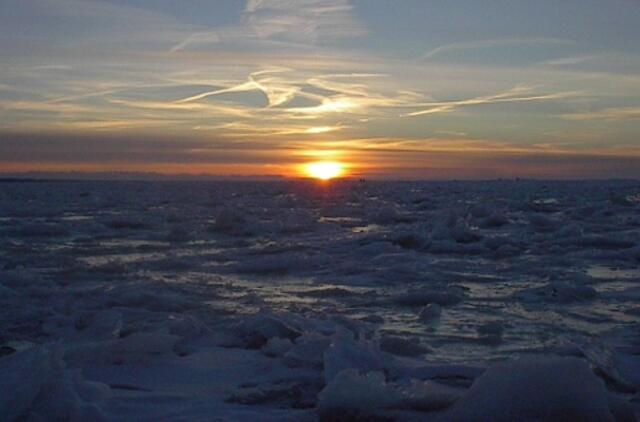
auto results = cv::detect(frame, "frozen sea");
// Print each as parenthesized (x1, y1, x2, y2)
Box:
(1, 179, 639, 420)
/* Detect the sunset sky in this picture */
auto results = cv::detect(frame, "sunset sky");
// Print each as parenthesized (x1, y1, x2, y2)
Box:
(1, 0, 639, 178)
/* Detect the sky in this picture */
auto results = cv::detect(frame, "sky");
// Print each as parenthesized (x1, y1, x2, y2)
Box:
(0, 0, 639, 179)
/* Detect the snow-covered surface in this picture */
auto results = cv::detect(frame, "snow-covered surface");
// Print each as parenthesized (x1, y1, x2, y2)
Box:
(0, 179, 639, 420)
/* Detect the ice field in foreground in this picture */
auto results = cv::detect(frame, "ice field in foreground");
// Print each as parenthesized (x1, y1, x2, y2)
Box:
(0, 179, 639, 420)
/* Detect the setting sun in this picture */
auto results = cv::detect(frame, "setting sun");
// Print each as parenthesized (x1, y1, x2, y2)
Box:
(304, 161, 345, 180)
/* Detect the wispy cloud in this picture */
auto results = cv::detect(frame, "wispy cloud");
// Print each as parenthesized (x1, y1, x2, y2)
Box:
(170, 32, 221, 53)
(405, 85, 581, 117)
(0, 101, 96, 114)
(174, 68, 299, 107)
(169, 69, 415, 121)
(111, 99, 254, 118)
(171, 0, 365, 52)
(195, 122, 345, 137)
(243, 0, 366, 41)
(422, 38, 575, 60)
(563, 107, 640, 121)
(542, 55, 597, 66)
(436, 130, 468, 137)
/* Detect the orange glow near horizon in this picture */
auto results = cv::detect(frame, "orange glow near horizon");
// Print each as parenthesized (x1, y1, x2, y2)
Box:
(303, 161, 345, 180)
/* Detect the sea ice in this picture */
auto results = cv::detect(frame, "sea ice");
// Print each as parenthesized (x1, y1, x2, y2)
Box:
(446, 357, 616, 421)
(1, 179, 639, 420)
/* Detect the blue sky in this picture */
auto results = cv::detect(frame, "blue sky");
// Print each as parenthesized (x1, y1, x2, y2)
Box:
(1, 0, 639, 178)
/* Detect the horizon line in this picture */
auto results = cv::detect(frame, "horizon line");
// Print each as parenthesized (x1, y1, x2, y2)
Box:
(1, 171, 638, 183)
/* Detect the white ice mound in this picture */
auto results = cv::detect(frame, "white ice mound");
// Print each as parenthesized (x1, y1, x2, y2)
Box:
(262, 337, 294, 357)
(65, 332, 180, 366)
(168, 314, 210, 339)
(73, 310, 122, 341)
(0, 346, 110, 421)
(283, 333, 331, 367)
(318, 370, 461, 418)
(323, 329, 386, 384)
(317, 370, 403, 416)
(236, 313, 302, 348)
(431, 215, 482, 244)
(29, 369, 111, 422)
(370, 205, 411, 224)
(447, 356, 614, 421)
(0, 346, 56, 421)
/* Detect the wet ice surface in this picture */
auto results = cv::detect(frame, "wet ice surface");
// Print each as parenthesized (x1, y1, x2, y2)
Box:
(1, 179, 639, 420)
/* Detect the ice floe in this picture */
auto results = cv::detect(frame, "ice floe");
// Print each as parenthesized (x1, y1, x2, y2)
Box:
(1, 179, 639, 420)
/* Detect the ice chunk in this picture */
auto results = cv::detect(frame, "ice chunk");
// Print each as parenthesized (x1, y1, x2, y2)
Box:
(236, 314, 302, 349)
(299, 286, 360, 298)
(14, 223, 70, 238)
(283, 334, 330, 367)
(370, 206, 411, 224)
(111, 332, 179, 355)
(528, 213, 562, 232)
(211, 207, 249, 235)
(418, 303, 442, 321)
(391, 233, 426, 250)
(559, 235, 635, 250)
(493, 243, 522, 258)
(0, 346, 110, 421)
(390, 360, 485, 386)
(379, 335, 431, 357)
(470, 204, 491, 218)
(556, 223, 583, 238)
(477, 321, 504, 337)
(318, 370, 460, 418)
(394, 286, 465, 307)
(517, 282, 597, 303)
(450, 225, 483, 243)
(398, 378, 462, 412)
(0, 346, 57, 420)
(168, 314, 209, 339)
(317, 370, 403, 418)
(104, 218, 150, 230)
(165, 226, 192, 242)
(477, 321, 505, 345)
(427, 240, 487, 255)
(74, 310, 122, 341)
(262, 337, 294, 357)
(323, 330, 386, 384)
(447, 357, 614, 421)
(30, 369, 110, 422)
(358, 240, 400, 255)
(580, 341, 639, 393)
(480, 212, 509, 228)
(431, 217, 482, 243)
(65, 332, 180, 366)
(233, 252, 317, 275)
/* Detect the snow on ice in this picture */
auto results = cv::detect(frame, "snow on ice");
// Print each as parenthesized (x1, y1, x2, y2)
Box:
(0, 179, 639, 420)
